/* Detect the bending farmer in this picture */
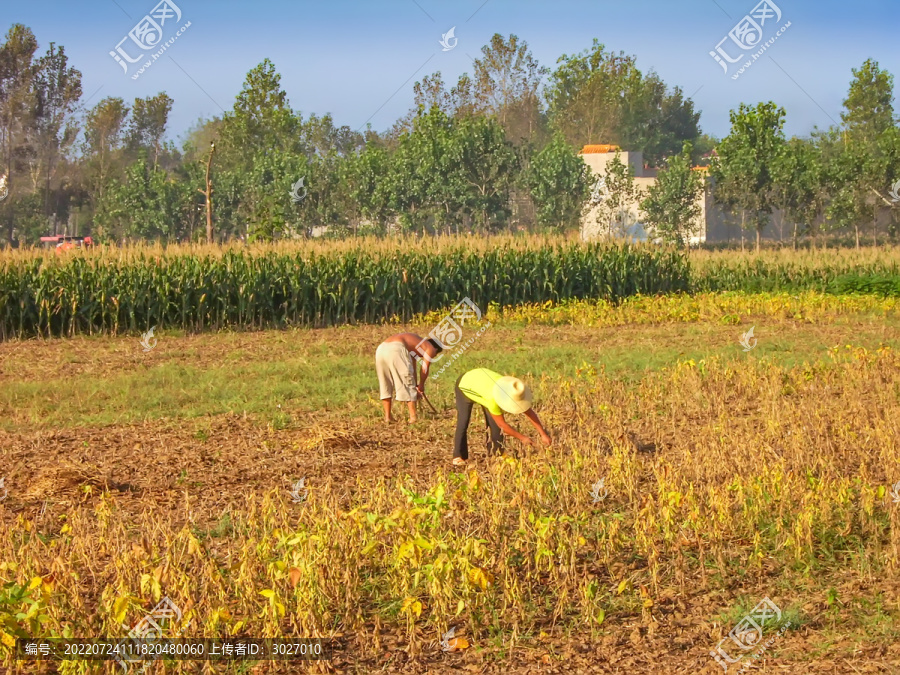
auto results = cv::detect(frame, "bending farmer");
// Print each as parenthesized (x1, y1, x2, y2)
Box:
(453, 368, 552, 466)
(375, 333, 443, 423)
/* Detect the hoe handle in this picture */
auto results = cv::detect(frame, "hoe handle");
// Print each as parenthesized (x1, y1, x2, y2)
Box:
(420, 392, 439, 414)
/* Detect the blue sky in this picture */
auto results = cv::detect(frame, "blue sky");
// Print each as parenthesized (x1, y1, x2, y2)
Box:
(7, 0, 900, 147)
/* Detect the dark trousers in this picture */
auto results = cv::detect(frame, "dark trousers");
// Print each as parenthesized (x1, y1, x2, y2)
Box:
(454, 375, 503, 460)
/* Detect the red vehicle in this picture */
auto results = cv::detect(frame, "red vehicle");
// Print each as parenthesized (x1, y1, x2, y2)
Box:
(40, 236, 94, 252)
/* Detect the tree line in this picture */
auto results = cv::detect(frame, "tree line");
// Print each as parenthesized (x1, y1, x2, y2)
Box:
(0, 24, 896, 247)
(585, 60, 900, 251)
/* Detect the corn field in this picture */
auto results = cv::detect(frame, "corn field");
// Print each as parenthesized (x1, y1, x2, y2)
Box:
(690, 247, 900, 294)
(4, 238, 900, 341)
(0, 240, 688, 340)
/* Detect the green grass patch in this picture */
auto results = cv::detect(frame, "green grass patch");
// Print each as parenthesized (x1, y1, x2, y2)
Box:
(1, 305, 899, 432)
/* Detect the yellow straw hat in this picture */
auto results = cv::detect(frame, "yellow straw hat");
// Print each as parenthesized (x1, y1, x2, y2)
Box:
(493, 376, 532, 414)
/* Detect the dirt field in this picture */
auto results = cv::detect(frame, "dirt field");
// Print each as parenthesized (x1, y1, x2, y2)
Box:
(2, 300, 900, 673)
(3, 412, 900, 673)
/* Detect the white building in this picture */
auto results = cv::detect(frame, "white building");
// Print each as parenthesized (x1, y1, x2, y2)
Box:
(579, 144, 709, 245)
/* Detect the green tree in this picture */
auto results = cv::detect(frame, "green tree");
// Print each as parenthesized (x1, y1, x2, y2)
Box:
(825, 140, 871, 247)
(293, 150, 352, 236)
(213, 60, 304, 239)
(454, 114, 519, 232)
(347, 143, 394, 232)
(386, 106, 451, 233)
(242, 148, 307, 241)
(217, 59, 300, 173)
(525, 133, 590, 231)
(182, 115, 223, 162)
(31, 42, 81, 234)
(823, 132, 900, 247)
(470, 34, 548, 147)
(833, 61, 898, 246)
(546, 40, 700, 165)
(710, 102, 787, 252)
(95, 152, 188, 242)
(299, 112, 363, 157)
(640, 142, 704, 249)
(83, 97, 130, 233)
(398, 72, 453, 133)
(873, 126, 900, 230)
(771, 137, 825, 247)
(584, 151, 640, 240)
(398, 71, 481, 137)
(0, 24, 39, 244)
(842, 59, 895, 144)
(384, 107, 518, 234)
(691, 134, 719, 166)
(546, 41, 629, 149)
(127, 92, 173, 166)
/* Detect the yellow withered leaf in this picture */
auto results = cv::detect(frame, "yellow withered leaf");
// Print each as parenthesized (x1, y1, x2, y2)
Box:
(151, 577, 161, 602)
(289, 567, 302, 588)
(397, 540, 416, 561)
(187, 535, 202, 556)
(401, 597, 422, 618)
(259, 589, 275, 599)
(113, 596, 130, 625)
(616, 579, 630, 595)
(230, 621, 244, 635)
(28, 576, 42, 591)
(467, 567, 493, 590)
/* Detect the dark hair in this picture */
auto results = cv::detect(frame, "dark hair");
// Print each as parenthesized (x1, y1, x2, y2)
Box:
(426, 338, 444, 353)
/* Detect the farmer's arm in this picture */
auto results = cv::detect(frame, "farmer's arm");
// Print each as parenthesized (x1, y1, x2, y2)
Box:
(417, 357, 430, 393)
(490, 413, 533, 445)
(524, 409, 552, 446)
(416, 343, 439, 393)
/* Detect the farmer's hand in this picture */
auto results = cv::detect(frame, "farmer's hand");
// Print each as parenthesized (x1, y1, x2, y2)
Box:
(540, 433, 553, 447)
(416, 385, 424, 397)
(520, 437, 535, 447)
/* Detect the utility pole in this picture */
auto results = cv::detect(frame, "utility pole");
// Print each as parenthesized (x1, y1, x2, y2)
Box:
(198, 142, 216, 243)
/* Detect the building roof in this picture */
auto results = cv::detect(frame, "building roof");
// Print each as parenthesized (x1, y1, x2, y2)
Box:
(580, 144, 621, 154)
